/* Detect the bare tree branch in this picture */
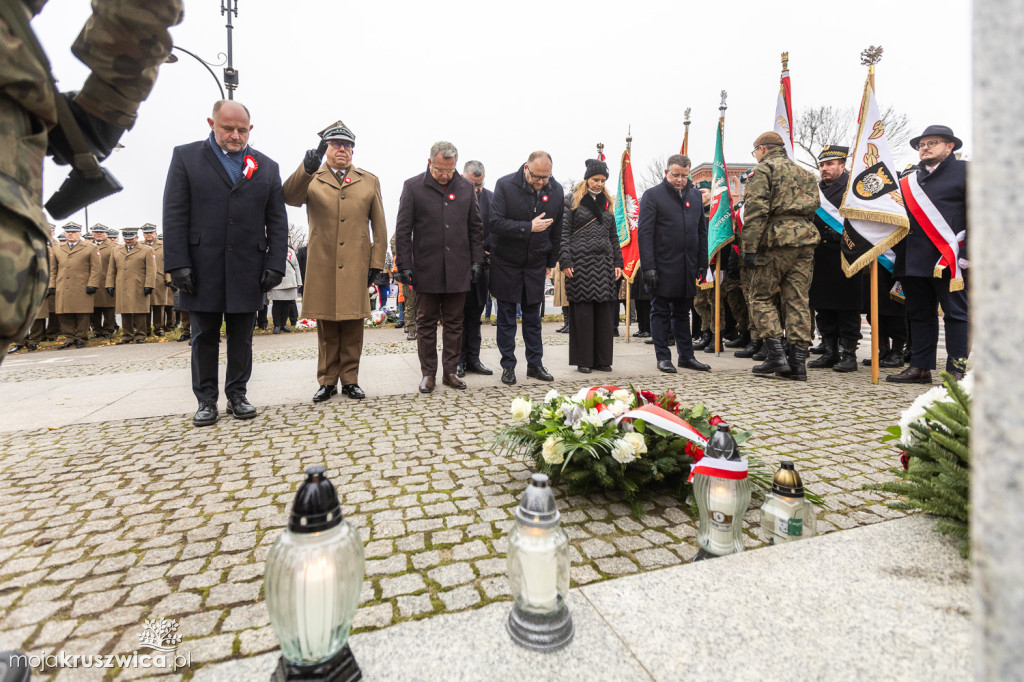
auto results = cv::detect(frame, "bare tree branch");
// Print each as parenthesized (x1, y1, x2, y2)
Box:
(287, 223, 308, 249)
(636, 155, 666, 195)
(794, 105, 916, 172)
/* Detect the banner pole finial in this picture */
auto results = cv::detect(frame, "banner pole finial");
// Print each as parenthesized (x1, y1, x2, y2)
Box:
(781, 51, 789, 71)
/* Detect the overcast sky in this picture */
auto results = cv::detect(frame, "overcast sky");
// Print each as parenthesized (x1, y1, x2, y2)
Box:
(34, 0, 972, 238)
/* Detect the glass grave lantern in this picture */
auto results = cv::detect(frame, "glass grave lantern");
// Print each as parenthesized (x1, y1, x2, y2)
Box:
(693, 424, 752, 557)
(505, 473, 574, 652)
(760, 461, 817, 544)
(265, 465, 365, 682)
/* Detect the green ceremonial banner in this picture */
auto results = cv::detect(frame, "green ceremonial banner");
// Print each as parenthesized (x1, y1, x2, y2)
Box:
(708, 118, 735, 263)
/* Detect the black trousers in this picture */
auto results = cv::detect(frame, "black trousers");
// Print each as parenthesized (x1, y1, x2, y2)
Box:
(568, 301, 615, 368)
(190, 311, 256, 402)
(496, 295, 543, 369)
(634, 299, 651, 333)
(651, 295, 695, 363)
(902, 275, 969, 371)
(271, 300, 292, 328)
(460, 289, 486, 365)
(91, 307, 116, 334)
(814, 309, 862, 341)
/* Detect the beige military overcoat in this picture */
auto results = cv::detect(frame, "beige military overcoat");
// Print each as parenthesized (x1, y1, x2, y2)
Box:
(49, 241, 102, 314)
(106, 243, 156, 314)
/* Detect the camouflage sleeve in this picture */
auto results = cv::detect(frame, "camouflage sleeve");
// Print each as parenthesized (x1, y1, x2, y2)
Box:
(71, 0, 184, 128)
(741, 165, 770, 255)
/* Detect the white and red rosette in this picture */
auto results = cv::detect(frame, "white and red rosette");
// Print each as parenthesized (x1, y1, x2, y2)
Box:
(243, 155, 258, 179)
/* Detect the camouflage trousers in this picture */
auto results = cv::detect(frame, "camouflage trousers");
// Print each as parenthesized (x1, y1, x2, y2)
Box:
(748, 245, 814, 347)
(0, 213, 48, 356)
(724, 269, 748, 333)
(692, 286, 722, 333)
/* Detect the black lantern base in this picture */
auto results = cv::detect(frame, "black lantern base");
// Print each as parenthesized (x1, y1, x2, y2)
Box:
(506, 603, 574, 652)
(692, 547, 719, 562)
(271, 644, 361, 682)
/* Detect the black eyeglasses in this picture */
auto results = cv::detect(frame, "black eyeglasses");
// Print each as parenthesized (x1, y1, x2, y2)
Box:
(526, 167, 550, 182)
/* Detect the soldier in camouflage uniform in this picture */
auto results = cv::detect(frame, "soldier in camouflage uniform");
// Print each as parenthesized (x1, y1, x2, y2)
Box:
(0, 0, 182, 358)
(741, 132, 820, 380)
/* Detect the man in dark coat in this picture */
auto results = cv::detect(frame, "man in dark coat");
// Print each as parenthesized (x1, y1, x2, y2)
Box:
(458, 160, 494, 378)
(888, 125, 969, 384)
(163, 100, 288, 426)
(638, 154, 710, 373)
(395, 141, 484, 393)
(489, 151, 563, 385)
(807, 145, 865, 372)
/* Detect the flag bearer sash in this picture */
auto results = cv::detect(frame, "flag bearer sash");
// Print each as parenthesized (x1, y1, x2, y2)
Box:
(900, 172, 965, 292)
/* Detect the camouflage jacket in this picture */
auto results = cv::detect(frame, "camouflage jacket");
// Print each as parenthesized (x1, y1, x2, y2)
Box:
(740, 146, 821, 254)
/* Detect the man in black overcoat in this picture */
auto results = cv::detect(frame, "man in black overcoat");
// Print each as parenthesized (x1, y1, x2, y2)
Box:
(458, 160, 494, 378)
(489, 151, 563, 385)
(637, 154, 710, 373)
(395, 141, 484, 393)
(163, 100, 288, 426)
(807, 145, 865, 372)
(888, 125, 969, 384)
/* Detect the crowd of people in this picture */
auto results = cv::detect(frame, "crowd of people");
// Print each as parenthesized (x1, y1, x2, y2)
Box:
(7, 99, 969, 431)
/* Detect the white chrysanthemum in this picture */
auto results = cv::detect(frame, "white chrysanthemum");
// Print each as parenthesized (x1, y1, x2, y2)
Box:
(510, 398, 533, 423)
(898, 386, 953, 446)
(958, 371, 973, 396)
(542, 436, 564, 465)
(573, 387, 592, 402)
(622, 432, 647, 458)
(611, 439, 636, 464)
(585, 408, 606, 427)
(544, 389, 560, 404)
(562, 403, 583, 427)
(612, 389, 633, 404)
(608, 401, 629, 417)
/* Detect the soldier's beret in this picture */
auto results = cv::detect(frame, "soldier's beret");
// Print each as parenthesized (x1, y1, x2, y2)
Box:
(753, 131, 785, 148)
(817, 145, 849, 162)
(319, 120, 356, 144)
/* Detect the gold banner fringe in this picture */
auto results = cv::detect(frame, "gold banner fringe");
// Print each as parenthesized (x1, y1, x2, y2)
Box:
(698, 281, 715, 290)
(841, 225, 909, 277)
(934, 265, 945, 278)
(889, 291, 906, 304)
(839, 206, 909, 228)
(950, 277, 964, 292)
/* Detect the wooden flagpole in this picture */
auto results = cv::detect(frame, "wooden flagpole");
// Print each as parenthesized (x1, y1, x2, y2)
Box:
(622, 133, 632, 343)
(862, 45, 883, 385)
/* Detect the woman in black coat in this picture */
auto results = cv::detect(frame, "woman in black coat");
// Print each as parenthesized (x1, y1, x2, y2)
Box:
(559, 159, 623, 373)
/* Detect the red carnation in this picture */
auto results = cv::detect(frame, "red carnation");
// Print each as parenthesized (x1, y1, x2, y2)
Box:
(900, 451, 910, 470)
(709, 415, 725, 427)
(639, 390, 657, 404)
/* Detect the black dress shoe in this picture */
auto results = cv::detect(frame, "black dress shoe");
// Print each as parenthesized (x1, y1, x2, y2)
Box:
(115, 339, 132, 345)
(313, 385, 338, 403)
(456, 362, 466, 378)
(577, 366, 592, 374)
(419, 376, 436, 393)
(678, 357, 711, 372)
(442, 373, 467, 389)
(226, 395, 257, 419)
(6, 345, 22, 354)
(501, 367, 516, 385)
(58, 341, 76, 349)
(593, 365, 612, 372)
(281, 326, 292, 333)
(155, 330, 164, 337)
(886, 366, 932, 384)
(526, 365, 553, 381)
(644, 338, 655, 344)
(74, 340, 86, 349)
(395, 321, 405, 328)
(193, 400, 219, 427)
(657, 360, 678, 373)
(134, 338, 146, 344)
(341, 384, 366, 399)
(26, 344, 38, 352)
(273, 327, 282, 334)
(177, 334, 190, 342)
(635, 331, 651, 338)
(465, 360, 493, 375)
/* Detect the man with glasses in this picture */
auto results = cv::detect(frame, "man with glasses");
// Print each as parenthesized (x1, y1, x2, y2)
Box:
(888, 125, 969, 384)
(489, 151, 563, 385)
(284, 120, 387, 403)
(742, 131, 820, 381)
(395, 142, 484, 393)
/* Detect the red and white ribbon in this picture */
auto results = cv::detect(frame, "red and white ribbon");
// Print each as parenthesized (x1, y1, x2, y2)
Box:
(615, 403, 707, 445)
(243, 155, 258, 179)
(691, 457, 748, 480)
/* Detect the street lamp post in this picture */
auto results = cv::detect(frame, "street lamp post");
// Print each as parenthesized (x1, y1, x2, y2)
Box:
(222, 0, 239, 99)
(165, 47, 225, 100)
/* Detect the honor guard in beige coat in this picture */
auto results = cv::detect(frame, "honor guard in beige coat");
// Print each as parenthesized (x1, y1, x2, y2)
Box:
(141, 224, 171, 335)
(48, 223, 102, 348)
(89, 224, 117, 338)
(283, 120, 387, 403)
(106, 228, 156, 343)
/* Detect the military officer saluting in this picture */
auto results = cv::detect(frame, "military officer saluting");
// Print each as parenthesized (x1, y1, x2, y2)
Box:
(49, 222, 102, 348)
(106, 228, 156, 344)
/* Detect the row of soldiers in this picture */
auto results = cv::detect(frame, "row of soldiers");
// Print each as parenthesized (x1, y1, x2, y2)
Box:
(8, 223, 182, 353)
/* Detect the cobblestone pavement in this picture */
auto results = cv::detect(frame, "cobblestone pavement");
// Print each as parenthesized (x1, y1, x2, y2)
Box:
(0, 329, 933, 680)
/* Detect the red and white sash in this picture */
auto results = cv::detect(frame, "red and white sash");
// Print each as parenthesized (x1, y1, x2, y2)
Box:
(614, 403, 707, 445)
(690, 457, 748, 481)
(900, 173, 964, 291)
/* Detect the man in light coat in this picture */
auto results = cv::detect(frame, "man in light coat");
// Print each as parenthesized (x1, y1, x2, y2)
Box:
(141, 224, 171, 336)
(49, 223, 102, 349)
(88, 224, 117, 338)
(106, 228, 156, 344)
(283, 120, 387, 403)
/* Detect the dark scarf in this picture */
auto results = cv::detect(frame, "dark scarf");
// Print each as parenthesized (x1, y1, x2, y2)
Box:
(579, 192, 607, 222)
(208, 132, 246, 183)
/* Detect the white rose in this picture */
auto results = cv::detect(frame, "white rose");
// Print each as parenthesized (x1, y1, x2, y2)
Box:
(610, 439, 636, 464)
(542, 436, 564, 465)
(622, 432, 647, 458)
(544, 389, 560, 403)
(573, 387, 592, 402)
(608, 401, 629, 417)
(612, 389, 633, 404)
(510, 398, 533, 423)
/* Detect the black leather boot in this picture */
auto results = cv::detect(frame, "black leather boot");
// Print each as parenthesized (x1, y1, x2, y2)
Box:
(879, 341, 906, 368)
(725, 331, 750, 349)
(692, 330, 712, 351)
(807, 336, 838, 369)
(783, 345, 808, 381)
(751, 340, 769, 361)
(753, 338, 790, 375)
(833, 339, 859, 373)
(808, 338, 827, 355)
(735, 338, 762, 359)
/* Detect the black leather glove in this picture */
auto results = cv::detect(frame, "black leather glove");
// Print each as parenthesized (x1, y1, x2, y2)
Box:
(304, 139, 328, 175)
(642, 269, 658, 292)
(471, 262, 483, 284)
(48, 287, 56, 296)
(396, 270, 414, 287)
(85, 286, 96, 295)
(143, 287, 153, 296)
(743, 253, 757, 269)
(46, 91, 126, 166)
(367, 268, 382, 287)
(169, 267, 196, 296)
(483, 253, 491, 268)
(105, 287, 115, 297)
(167, 282, 178, 292)
(260, 269, 284, 292)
